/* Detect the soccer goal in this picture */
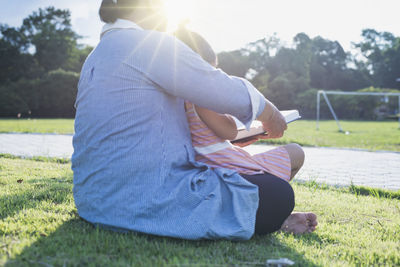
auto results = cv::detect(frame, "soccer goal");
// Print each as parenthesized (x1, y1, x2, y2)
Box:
(316, 90, 400, 132)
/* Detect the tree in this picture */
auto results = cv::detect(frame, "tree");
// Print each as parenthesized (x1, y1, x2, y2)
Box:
(0, 7, 82, 84)
(63, 45, 93, 73)
(310, 37, 352, 90)
(355, 29, 400, 89)
(0, 83, 30, 117)
(0, 69, 80, 118)
(217, 50, 251, 77)
(31, 69, 79, 117)
(244, 35, 281, 74)
(244, 34, 313, 108)
(0, 7, 91, 118)
(0, 25, 34, 83)
(20, 7, 79, 72)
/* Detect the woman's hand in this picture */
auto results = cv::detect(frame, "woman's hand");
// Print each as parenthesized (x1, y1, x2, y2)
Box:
(233, 100, 286, 147)
(257, 100, 287, 139)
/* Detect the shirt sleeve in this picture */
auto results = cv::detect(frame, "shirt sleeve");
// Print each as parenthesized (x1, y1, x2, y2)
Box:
(132, 32, 266, 129)
(240, 78, 267, 125)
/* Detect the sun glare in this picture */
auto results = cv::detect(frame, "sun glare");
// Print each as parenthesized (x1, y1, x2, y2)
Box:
(164, 0, 194, 32)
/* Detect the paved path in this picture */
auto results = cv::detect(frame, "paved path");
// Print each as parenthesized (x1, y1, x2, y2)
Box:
(245, 145, 400, 191)
(1, 133, 399, 190)
(0, 133, 73, 159)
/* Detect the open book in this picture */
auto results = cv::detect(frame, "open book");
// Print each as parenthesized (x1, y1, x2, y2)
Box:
(232, 110, 301, 142)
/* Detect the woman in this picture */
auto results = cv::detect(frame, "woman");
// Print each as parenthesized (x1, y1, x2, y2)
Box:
(72, 0, 317, 240)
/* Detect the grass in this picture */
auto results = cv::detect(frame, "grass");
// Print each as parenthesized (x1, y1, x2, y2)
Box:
(0, 119, 74, 135)
(0, 153, 71, 164)
(1, 157, 400, 266)
(1, 119, 399, 152)
(260, 120, 400, 152)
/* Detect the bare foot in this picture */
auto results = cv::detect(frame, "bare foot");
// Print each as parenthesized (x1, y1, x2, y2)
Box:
(280, 212, 318, 234)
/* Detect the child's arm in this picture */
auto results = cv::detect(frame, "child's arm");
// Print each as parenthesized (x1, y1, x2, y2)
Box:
(194, 105, 238, 141)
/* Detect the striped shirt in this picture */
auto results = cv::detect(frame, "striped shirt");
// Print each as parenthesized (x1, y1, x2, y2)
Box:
(186, 102, 292, 181)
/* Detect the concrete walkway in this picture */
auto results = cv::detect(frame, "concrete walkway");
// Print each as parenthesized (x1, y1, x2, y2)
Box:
(0, 133, 73, 159)
(246, 145, 400, 191)
(1, 133, 399, 190)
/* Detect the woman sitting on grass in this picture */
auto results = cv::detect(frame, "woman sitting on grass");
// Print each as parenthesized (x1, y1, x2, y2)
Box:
(72, 0, 317, 241)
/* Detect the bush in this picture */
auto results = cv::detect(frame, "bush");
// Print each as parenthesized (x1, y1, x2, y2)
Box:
(0, 69, 79, 118)
(31, 69, 79, 118)
(296, 89, 319, 119)
(0, 83, 30, 117)
(263, 72, 310, 110)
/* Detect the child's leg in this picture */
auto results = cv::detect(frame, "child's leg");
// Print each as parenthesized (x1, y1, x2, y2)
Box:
(241, 173, 295, 234)
(283, 143, 305, 180)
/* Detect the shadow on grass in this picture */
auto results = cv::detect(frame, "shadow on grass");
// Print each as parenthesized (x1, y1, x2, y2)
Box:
(348, 184, 400, 200)
(6, 218, 320, 266)
(295, 180, 400, 200)
(0, 177, 72, 220)
(1, 158, 319, 266)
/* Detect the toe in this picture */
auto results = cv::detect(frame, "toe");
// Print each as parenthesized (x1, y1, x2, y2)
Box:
(307, 226, 316, 233)
(306, 213, 317, 221)
(306, 213, 318, 226)
(309, 220, 318, 227)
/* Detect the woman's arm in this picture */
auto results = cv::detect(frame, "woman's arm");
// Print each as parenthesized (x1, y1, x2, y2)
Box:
(194, 105, 238, 141)
(135, 33, 261, 127)
(135, 32, 286, 137)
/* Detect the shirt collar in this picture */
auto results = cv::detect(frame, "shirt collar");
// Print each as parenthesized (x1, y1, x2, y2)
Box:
(101, 19, 143, 38)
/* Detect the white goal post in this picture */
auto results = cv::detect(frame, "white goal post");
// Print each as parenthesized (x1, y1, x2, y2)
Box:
(316, 90, 400, 132)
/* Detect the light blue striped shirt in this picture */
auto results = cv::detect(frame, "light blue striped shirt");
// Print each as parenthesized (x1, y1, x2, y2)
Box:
(72, 19, 267, 240)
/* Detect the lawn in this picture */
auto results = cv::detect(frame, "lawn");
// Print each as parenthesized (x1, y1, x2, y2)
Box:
(1, 156, 399, 266)
(1, 119, 399, 152)
(261, 120, 400, 152)
(0, 119, 74, 135)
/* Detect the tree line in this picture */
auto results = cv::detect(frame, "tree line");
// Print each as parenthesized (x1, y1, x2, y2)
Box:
(1, 7, 399, 119)
(218, 31, 400, 119)
(0, 7, 90, 118)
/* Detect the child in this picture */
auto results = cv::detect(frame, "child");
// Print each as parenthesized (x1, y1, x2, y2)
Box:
(175, 26, 293, 182)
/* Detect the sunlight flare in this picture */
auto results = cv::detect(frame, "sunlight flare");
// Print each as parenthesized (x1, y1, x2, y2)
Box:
(164, 0, 195, 32)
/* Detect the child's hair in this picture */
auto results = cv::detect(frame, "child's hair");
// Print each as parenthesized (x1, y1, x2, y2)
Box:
(174, 24, 218, 66)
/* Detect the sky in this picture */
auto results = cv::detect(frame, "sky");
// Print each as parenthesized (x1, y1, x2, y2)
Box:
(0, 0, 399, 52)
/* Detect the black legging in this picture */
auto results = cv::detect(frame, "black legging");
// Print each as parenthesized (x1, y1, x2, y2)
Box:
(241, 173, 295, 235)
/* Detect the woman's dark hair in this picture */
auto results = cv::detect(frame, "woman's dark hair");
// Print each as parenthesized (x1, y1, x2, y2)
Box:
(99, 0, 139, 23)
(175, 24, 218, 66)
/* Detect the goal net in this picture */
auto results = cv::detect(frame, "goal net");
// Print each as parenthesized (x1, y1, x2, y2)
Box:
(316, 90, 400, 132)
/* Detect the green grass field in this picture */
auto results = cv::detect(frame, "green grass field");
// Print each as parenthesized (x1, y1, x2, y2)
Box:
(261, 120, 400, 152)
(1, 119, 399, 151)
(1, 157, 399, 266)
(0, 119, 74, 135)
